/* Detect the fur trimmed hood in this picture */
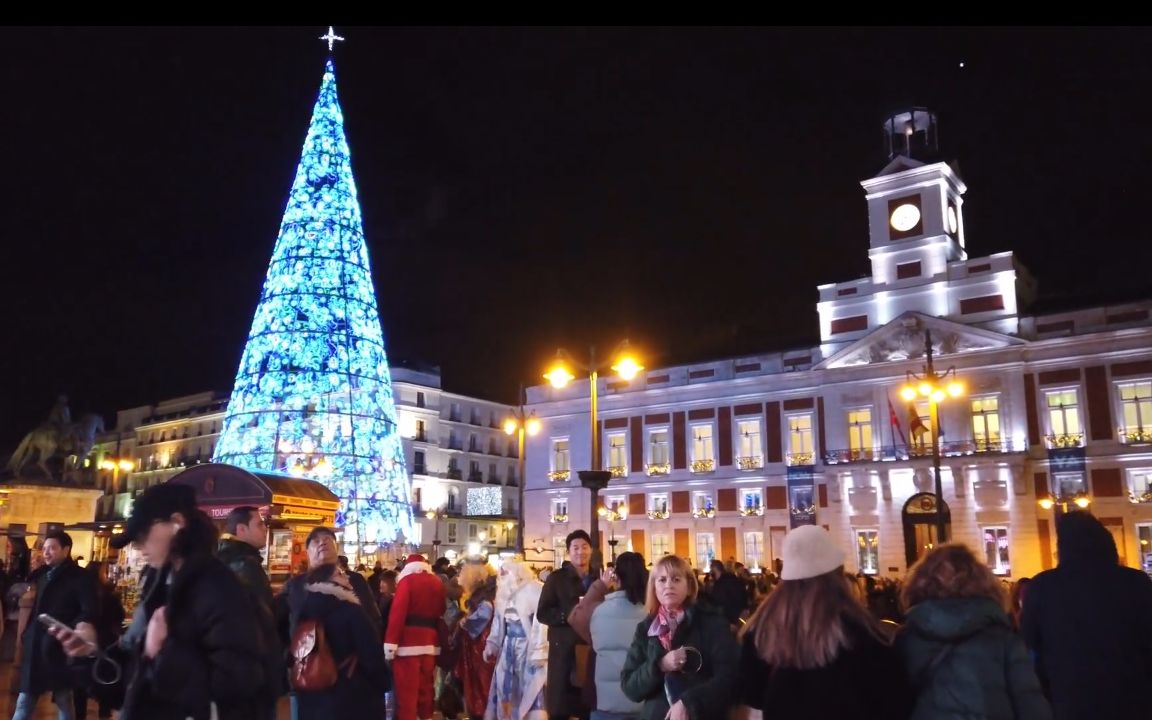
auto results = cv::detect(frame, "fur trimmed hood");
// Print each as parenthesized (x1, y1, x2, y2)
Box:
(398, 559, 432, 583)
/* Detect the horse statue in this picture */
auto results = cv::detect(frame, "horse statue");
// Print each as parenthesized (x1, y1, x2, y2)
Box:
(6, 413, 106, 482)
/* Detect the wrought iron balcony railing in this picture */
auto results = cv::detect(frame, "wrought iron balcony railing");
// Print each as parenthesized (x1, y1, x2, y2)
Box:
(690, 459, 715, 474)
(736, 456, 763, 471)
(646, 463, 671, 477)
(647, 509, 670, 520)
(786, 452, 815, 467)
(608, 465, 628, 478)
(550, 513, 568, 523)
(1120, 427, 1152, 445)
(692, 507, 716, 519)
(548, 469, 571, 482)
(739, 506, 764, 517)
(1045, 433, 1084, 449)
(823, 439, 1022, 465)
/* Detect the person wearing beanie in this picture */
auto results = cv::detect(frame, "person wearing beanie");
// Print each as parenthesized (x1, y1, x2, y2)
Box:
(386, 552, 447, 720)
(735, 525, 911, 720)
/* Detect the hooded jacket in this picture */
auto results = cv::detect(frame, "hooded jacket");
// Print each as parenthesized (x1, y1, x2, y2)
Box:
(1021, 511, 1152, 720)
(898, 596, 1050, 720)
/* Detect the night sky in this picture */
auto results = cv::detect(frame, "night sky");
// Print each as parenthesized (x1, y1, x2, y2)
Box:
(4, 26, 1151, 449)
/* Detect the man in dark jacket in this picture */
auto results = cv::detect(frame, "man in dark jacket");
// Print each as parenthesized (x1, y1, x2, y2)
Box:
(218, 506, 282, 720)
(1021, 510, 1152, 720)
(12, 530, 97, 720)
(538, 529, 595, 720)
(705, 560, 748, 628)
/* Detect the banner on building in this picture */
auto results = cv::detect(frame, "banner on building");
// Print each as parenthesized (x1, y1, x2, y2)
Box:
(787, 465, 817, 529)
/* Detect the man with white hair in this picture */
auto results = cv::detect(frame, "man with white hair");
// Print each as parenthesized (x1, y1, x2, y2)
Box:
(484, 559, 548, 720)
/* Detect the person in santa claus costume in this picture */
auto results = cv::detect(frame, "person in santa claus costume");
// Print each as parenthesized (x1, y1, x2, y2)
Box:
(386, 553, 448, 720)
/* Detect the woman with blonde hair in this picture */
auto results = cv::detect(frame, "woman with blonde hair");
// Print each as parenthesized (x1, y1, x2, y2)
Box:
(736, 525, 909, 719)
(898, 543, 1050, 719)
(620, 554, 739, 720)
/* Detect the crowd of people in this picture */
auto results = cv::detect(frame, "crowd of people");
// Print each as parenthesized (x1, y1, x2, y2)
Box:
(12, 480, 1151, 720)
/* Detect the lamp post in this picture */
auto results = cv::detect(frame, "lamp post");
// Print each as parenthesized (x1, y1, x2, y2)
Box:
(504, 384, 541, 555)
(899, 329, 964, 547)
(543, 341, 643, 569)
(425, 507, 445, 558)
(1038, 486, 1091, 513)
(98, 458, 135, 497)
(598, 504, 627, 562)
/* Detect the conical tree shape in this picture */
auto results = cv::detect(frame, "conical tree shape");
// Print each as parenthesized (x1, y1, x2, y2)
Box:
(214, 58, 414, 546)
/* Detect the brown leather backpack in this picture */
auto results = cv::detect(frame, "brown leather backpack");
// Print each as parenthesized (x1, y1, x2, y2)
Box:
(290, 618, 355, 692)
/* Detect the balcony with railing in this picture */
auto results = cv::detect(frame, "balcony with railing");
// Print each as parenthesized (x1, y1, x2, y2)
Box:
(447, 438, 464, 451)
(550, 513, 569, 523)
(467, 472, 484, 483)
(823, 438, 1023, 465)
(690, 459, 715, 474)
(645, 463, 671, 477)
(447, 467, 462, 480)
(413, 464, 427, 475)
(1120, 427, 1152, 446)
(414, 431, 428, 443)
(739, 505, 764, 517)
(1045, 433, 1085, 449)
(786, 451, 815, 467)
(691, 506, 716, 519)
(608, 465, 628, 478)
(736, 456, 763, 471)
(548, 469, 571, 482)
(647, 509, 670, 520)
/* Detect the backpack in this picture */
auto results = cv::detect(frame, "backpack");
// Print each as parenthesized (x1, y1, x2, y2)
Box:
(290, 617, 356, 692)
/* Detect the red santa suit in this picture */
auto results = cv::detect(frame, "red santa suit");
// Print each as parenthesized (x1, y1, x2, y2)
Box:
(386, 554, 447, 720)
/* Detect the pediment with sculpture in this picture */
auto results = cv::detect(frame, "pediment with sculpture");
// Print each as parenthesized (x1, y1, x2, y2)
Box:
(818, 312, 1026, 370)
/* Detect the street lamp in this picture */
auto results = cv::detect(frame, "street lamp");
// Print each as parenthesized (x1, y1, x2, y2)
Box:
(597, 504, 627, 561)
(425, 507, 446, 558)
(544, 340, 643, 568)
(1038, 485, 1091, 512)
(505, 384, 542, 555)
(898, 329, 964, 547)
(98, 458, 135, 497)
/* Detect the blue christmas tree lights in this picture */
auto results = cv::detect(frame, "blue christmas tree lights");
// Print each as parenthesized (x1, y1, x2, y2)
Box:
(214, 58, 414, 545)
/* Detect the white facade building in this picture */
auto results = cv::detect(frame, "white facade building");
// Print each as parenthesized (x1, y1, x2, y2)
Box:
(523, 109, 1152, 578)
(92, 368, 521, 557)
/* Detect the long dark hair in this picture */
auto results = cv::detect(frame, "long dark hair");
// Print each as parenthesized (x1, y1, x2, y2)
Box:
(614, 552, 647, 605)
(169, 508, 220, 560)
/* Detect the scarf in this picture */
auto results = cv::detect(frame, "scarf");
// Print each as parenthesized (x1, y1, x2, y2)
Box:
(648, 605, 684, 651)
(304, 567, 361, 605)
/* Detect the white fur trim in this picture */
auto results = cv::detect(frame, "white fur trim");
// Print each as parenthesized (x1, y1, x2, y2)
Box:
(304, 580, 361, 605)
(398, 560, 432, 583)
(395, 645, 439, 657)
(384, 643, 397, 660)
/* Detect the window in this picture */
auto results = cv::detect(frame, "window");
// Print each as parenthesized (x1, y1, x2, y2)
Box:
(971, 396, 1001, 451)
(651, 534, 670, 557)
(1054, 472, 1086, 497)
(696, 533, 716, 568)
(982, 526, 1011, 575)
(550, 439, 570, 481)
(744, 532, 764, 568)
(469, 433, 479, 452)
(416, 391, 425, 408)
(507, 465, 518, 486)
(1119, 381, 1152, 444)
(508, 440, 518, 458)
(855, 529, 879, 575)
(489, 438, 499, 455)
(448, 487, 459, 510)
(448, 431, 460, 450)
(648, 493, 669, 519)
(450, 402, 461, 422)
(787, 414, 814, 465)
(553, 536, 567, 568)
(1129, 468, 1152, 502)
(469, 460, 481, 481)
(737, 420, 763, 470)
(447, 521, 458, 543)
(489, 462, 498, 483)
(911, 401, 932, 450)
(1137, 523, 1152, 577)
(607, 432, 628, 476)
(740, 488, 764, 516)
(415, 419, 427, 442)
(847, 408, 874, 460)
(413, 486, 422, 507)
(551, 498, 569, 522)
(691, 425, 715, 472)
(413, 450, 426, 474)
(692, 491, 715, 518)
(1046, 389, 1083, 447)
(648, 429, 670, 474)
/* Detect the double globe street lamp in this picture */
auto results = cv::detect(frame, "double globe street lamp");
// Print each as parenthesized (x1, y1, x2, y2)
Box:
(543, 341, 643, 567)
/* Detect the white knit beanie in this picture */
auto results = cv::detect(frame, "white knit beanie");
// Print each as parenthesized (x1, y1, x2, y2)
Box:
(780, 525, 845, 581)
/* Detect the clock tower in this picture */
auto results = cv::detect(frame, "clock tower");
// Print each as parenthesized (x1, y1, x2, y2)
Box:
(816, 108, 1034, 353)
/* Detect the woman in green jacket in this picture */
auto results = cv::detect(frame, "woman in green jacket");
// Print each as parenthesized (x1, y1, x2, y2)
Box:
(620, 554, 740, 720)
(898, 543, 1052, 720)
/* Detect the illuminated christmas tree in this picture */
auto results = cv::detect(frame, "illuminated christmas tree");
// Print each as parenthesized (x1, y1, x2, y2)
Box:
(214, 55, 414, 546)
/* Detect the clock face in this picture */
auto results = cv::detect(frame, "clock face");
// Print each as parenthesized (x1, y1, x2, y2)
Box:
(890, 203, 921, 232)
(947, 206, 959, 234)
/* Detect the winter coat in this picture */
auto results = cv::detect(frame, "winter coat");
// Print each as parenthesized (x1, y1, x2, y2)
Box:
(589, 590, 648, 715)
(1021, 511, 1152, 720)
(621, 603, 740, 720)
(217, 537, 285, 706)
(537, 563, 593, 718)
(116, 554, 268, 720)
(738, 615, 911, 720)
(283, 568, 390, 719)
(707, 572, 748, 626)
(19, 559, 97, 694)
(898, 596, 1051, 720)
